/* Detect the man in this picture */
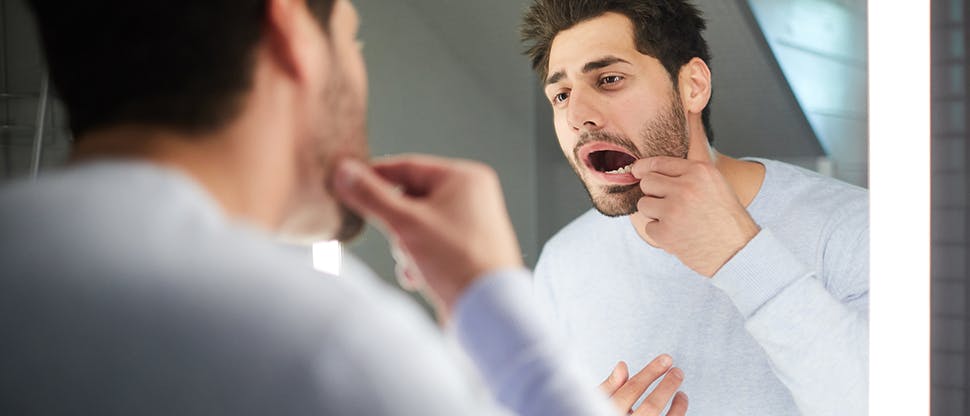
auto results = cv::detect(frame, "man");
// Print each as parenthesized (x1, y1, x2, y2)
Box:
(0, 0, 689, 415)
(521, 1, 868, 415)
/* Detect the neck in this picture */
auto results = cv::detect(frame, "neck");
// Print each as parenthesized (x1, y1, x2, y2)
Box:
(71, 118, 296, 233)
(709, 149, 765, 208)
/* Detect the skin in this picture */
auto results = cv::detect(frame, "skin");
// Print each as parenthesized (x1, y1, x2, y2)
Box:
(544, 12, 768, 412)
(598, 357, 688, 416)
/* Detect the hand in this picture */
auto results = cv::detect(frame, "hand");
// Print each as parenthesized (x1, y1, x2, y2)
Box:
(598, 355, 688, 415)
(332, 154, 524, 316)
(631, 156, 760, 277)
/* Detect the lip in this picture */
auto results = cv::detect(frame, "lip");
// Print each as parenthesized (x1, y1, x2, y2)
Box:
(577, 142, 640, 185)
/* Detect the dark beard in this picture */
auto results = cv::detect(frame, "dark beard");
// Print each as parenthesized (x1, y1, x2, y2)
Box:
(334, 204, 365, 242)
(320, 58, 369, 242)
(573, 97, 689, 217)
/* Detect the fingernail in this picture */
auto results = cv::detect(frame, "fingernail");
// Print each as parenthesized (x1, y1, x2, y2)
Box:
(658, 354, 672, 367)
(611, 361, 623, 377)
(678, 391, 688, 403)
(334, 160, 363, 190)
(669, 367, 684, 379)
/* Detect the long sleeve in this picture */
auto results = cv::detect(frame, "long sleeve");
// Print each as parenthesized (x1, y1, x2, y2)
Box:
(320, 258, 616, 416)
(711, 227, 869, 416)
(454, 269, 617, 416)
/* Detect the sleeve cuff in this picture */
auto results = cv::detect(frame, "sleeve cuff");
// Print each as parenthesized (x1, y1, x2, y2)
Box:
(710, 228, 812, 318)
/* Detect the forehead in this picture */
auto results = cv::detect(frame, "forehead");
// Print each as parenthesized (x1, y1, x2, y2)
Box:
(548, 12, 638, 73)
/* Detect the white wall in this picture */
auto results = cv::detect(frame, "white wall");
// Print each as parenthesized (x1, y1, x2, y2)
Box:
(748, 0, 869, 186)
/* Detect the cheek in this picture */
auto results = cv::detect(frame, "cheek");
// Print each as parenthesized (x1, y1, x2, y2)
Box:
(616, 93, 666, 134)
(348, 55, 367, 105)
(553, 115, 576, 156)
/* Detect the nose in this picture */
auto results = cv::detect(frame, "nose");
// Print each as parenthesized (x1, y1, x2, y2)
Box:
(566, 88, 605, 133)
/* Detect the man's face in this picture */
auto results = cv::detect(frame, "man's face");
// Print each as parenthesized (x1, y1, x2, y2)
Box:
(544, 12, 689, 217)
(282, 0, 369, 243)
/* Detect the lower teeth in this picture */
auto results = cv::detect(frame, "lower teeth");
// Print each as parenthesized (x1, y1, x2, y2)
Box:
(606, 165, 632, 174)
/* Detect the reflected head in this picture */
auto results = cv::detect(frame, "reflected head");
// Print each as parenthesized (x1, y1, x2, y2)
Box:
(521, 0, 714, 143)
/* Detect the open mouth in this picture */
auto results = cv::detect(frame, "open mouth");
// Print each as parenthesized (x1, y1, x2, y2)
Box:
(579, 142, 638, 175)
(576, 142, 640, 186)
(588, 150, 636, 174)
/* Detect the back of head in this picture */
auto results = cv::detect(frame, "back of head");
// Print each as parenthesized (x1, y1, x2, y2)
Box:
(520, 0, 715, 142)
(26, 0, 335, 138)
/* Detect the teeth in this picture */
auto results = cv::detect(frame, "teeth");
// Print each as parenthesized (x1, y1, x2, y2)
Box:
(605, 164, 633, 174)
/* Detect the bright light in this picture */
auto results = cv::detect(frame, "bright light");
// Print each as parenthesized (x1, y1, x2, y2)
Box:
(312, 241, 342, 276)
(868, 2, 931, 415)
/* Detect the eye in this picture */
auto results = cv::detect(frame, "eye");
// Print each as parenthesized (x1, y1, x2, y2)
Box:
(552, 91, 570, 105)
(599, 75, 624, 87)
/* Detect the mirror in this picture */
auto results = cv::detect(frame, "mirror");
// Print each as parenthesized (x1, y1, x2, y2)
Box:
(1, 0, 961, 414)
(350, 2, 876, 414)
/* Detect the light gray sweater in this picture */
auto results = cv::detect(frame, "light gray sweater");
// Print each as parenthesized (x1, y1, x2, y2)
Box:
(534, 158, 869, 416)
(0, 161, 614, 416)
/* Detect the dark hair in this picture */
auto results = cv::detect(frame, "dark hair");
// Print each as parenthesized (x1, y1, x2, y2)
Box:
(26, 0, 336, 137)
(521, 0, 714, 143)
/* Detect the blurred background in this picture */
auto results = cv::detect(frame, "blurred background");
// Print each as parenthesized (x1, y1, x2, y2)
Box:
(0, 0, 966, 413)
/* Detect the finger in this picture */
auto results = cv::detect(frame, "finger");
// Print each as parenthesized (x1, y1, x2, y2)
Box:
(636, 195, 666, 222)
(394, 263, 421, 292)
(631, 156, 692, 179)
(332, 159, 415, 227)
(369, 154, 457, 197)
(637, 172, 677, 198)
(599, 361, 630, 396)
(641, 216, 668, 242)
(612, 354, 673, 411)
(634, 367, 684, 415)
(665, 392, 688, 416)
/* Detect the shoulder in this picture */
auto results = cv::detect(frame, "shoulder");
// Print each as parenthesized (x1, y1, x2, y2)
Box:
(753, 158, 868, 229)
(760, 158, 867, 203)
(754, 159, 869, 300)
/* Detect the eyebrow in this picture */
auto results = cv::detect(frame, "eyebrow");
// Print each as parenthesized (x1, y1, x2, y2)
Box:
(545, 56, 632, 85)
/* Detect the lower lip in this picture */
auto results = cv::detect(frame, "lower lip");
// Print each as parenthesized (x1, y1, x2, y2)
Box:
(588, 169, 639, 185)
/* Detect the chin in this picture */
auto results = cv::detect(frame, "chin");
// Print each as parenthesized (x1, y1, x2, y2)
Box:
(587, 183, 642, 217)
(278, 204, 366, 245)
(332, 206, 366, 242)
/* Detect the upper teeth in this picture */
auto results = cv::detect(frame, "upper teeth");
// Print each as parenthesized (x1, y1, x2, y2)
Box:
(606, 164, 632, 174)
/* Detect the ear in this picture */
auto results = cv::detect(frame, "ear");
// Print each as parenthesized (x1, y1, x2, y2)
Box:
(677, 57, 712, 115)
(264, 0, 328, 84)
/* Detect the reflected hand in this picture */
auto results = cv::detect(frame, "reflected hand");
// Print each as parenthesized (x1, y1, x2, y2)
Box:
(598, 355, 688, 415)
(631, 156, 760, 277)
(332, 154, 523, 317)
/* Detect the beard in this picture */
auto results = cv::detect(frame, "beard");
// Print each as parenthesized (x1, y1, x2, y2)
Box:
(570, 96, 689, 217)
(321, 70, 368, 243)
(332, 203, 365, 242)
(280, 59, 369, 244)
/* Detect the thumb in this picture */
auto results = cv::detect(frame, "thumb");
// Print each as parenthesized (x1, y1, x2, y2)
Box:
(332, 159, 414, 228)
(599, 361, 629, 396)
